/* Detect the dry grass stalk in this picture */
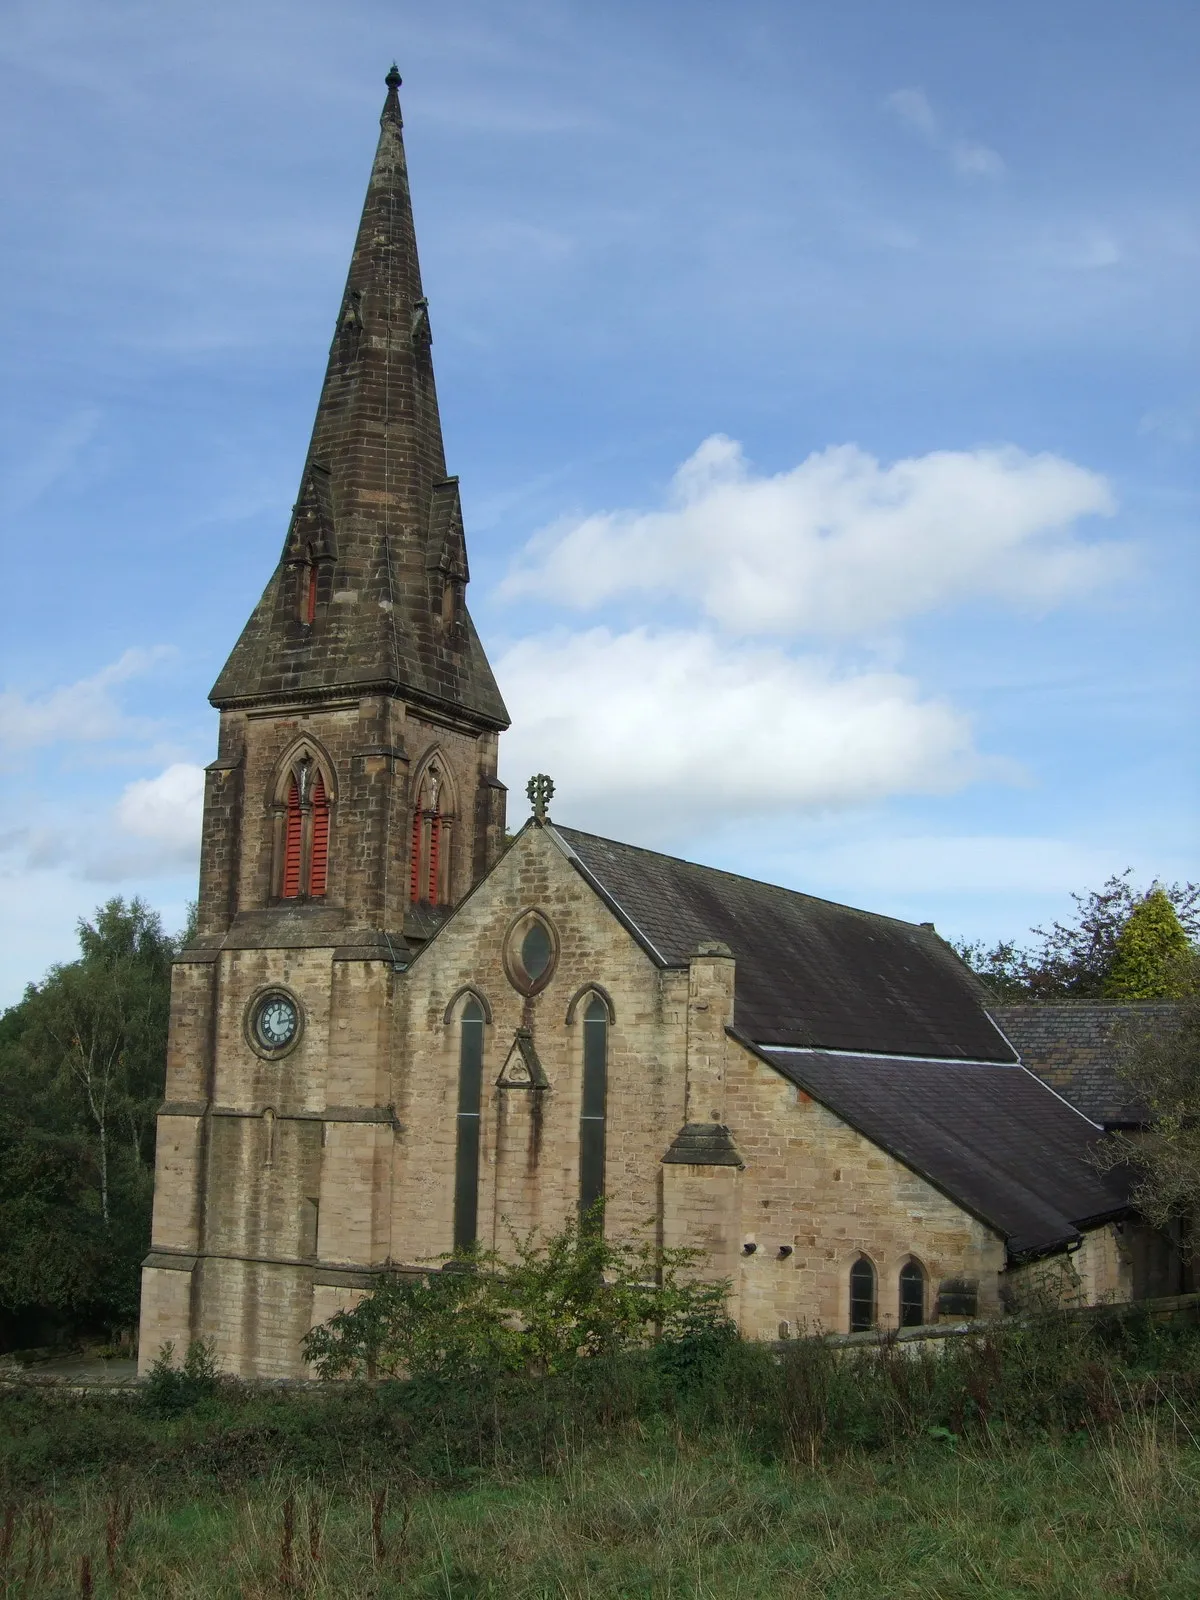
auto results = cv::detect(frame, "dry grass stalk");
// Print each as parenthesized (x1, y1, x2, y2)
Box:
(278, 1491, 296, 1590)
(371, 1485, 387, 1566)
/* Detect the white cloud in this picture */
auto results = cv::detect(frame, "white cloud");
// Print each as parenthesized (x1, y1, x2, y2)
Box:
(1138, 404, 1198, 446)
(886, 87, 938, 141)
(0, 648, 170, 753)
(0, 407, 102, 517)
(950, 142, 1007, 181)
(497, 627, 986, 839)
(502, 436, 1123, 637)
(1055, 229, 1122, 270)
(885, 87, 1006, 180)
(114, 762, 205, 854)
(0, 762, 205, 893)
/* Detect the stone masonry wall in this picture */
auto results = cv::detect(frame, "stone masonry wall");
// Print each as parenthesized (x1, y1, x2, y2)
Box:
(392, 824, 684, 1265)
(143, 819, 1107, 1378)
(722, 1041, 1007, 1337)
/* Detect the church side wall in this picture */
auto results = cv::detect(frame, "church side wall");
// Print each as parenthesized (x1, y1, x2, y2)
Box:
(722, 1043, 1006, 1336)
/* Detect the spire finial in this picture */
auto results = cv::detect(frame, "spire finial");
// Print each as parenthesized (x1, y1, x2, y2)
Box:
(382, 63, 403, 127)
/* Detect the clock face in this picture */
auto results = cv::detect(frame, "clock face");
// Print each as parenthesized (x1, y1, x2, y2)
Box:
(254, 994, 298, 1052)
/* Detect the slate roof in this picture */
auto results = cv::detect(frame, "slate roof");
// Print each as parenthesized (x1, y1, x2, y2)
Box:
(210, 70, 508, 728)
(991, 1002, 1177, 1127)
(553, 827, 1014, 1061)
(755, 1049, 1129, 1256)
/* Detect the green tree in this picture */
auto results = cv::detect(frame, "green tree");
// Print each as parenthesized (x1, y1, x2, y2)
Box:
(1104, 888, 1193, 999)
(0, 898, 181, 1344)
(956, 872, 1199, 998)
(302, 1209, 732, 1380)
(1099, 954, 1200, 1255)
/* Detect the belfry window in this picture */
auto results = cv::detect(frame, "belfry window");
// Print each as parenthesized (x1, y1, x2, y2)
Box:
(899, 1259, 927, 1328)
(579, 996, 608, 1229)
(282, 777, 303, 898)
(275, 754, 334, 901)
(309, 772, 330, 896)
(304, 562, 318, 625)
(849, 1256, 876, 1333)
(410, 761, 453, 905)
(453, 999, 485, 1253)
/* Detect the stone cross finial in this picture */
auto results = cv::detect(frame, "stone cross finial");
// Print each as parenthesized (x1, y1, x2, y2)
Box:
(526, 773, 555, 823)
(382, 63, 403, 128)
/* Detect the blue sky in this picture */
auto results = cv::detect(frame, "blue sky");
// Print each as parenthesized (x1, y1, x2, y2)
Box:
(1, 0, 1196, 1005)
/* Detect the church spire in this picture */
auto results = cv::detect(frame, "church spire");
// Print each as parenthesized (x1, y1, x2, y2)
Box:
(210, 67, 508, 731)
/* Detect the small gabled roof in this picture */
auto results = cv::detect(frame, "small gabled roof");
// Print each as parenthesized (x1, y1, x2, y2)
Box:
(991, 1001, 1175, 1128)
(754, 1048, 1130, 1256)
(552, 827, 1013, 1061)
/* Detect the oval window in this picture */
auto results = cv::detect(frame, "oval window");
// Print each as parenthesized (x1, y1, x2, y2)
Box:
(504, 912, 558, 995)
(520, 921, 552, 983)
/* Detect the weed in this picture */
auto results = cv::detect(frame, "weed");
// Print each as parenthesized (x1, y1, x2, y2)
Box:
(142, 1338, 222, 1417)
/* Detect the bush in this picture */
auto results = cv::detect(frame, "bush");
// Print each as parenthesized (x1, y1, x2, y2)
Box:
(141, 1339, 222, 1417)
(302, 1209, 732, 1380)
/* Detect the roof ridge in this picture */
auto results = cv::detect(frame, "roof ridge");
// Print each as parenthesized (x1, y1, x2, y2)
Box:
(553, 824, 939, 935)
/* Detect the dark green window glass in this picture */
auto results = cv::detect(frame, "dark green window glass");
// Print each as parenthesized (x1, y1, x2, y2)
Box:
(849, 1256, 876, 1333)
(520, 921, 552, 983)
(899, 1259, 926, 1328)
(579, 996, 608, 1226)
(453, 1000, 484, 1253)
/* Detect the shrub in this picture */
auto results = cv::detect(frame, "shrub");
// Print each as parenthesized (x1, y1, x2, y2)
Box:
(141, 1339, 221, 1416)
(302, 1209, 732, 1380)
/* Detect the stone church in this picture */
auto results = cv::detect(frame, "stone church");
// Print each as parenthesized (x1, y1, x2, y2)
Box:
(139, 69, 1151, 1379)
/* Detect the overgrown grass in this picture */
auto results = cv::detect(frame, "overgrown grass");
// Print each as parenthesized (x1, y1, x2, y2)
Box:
(3, 1421, 1200, 1597)
(2, 1309, 1198, 1595)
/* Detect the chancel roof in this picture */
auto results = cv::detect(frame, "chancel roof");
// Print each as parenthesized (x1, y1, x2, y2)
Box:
(552, 826, 1014, 1060)
(756, 1050, 1128, 1256)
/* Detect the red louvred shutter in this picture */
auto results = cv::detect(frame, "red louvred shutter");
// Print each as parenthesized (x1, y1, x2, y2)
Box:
(282, 779, 302, 898)
(428, 814, 441, 904)
(305, 565, 318, 625)
(309, 773, 329, 896)
(410, 811, 422, 902)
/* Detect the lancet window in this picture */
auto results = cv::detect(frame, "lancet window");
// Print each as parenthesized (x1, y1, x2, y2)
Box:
(899, 1259, 927, 1328)
(303, 561, 319, 625)
(274, 752, 334, 901)
(410, 759, 454, 905)
(849, 1256, 876, 1333)
(453, 998, 485, 1253)
(579, 996, 609, 1229)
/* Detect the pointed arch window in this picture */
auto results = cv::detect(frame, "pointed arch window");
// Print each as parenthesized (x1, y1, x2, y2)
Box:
(274, 753, 334, 901)
(899, 1259, 927, 1328)
(579, 996, 608, 1230)
(304, 562, 319, 625)
(453, 999, 485, 1253)
(410, 759, 454, 906)
(309, 772, 330, 896)
(849, 1256, 876, 1333)
(282, 777, 303, 898)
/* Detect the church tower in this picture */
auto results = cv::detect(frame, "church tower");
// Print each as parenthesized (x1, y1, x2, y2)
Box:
(139, 69, 509, 1376)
